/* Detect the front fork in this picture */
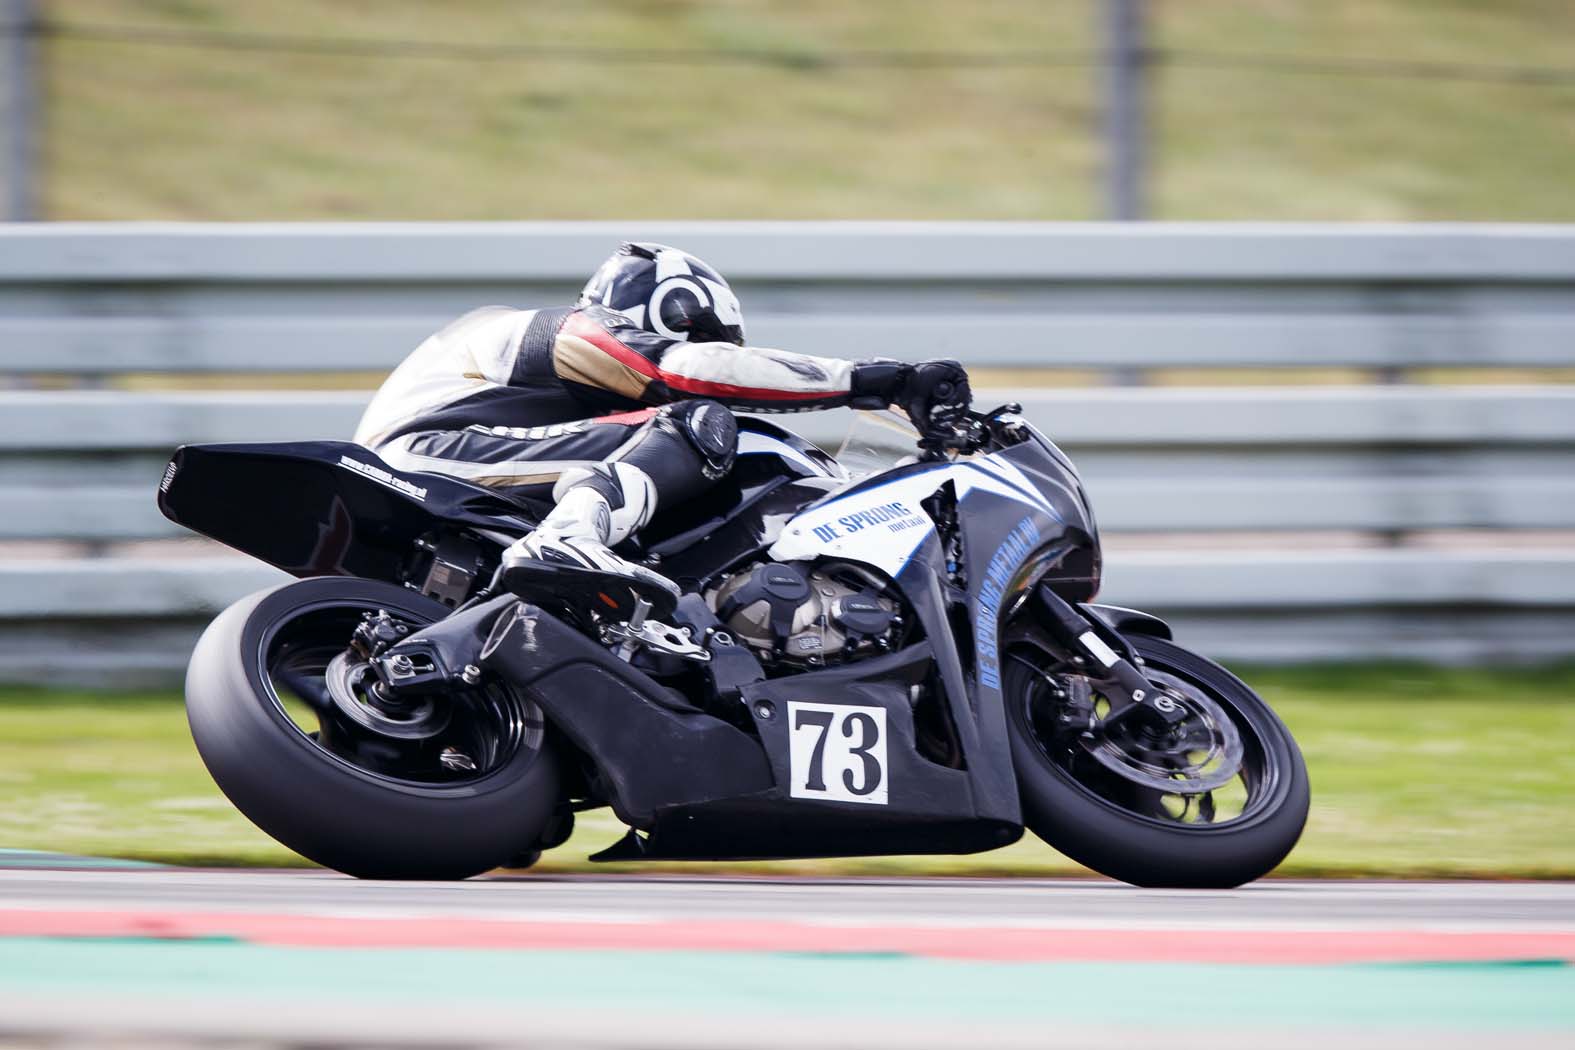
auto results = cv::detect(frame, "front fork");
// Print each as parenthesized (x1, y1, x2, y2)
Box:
(1029, 586, 1187, 730)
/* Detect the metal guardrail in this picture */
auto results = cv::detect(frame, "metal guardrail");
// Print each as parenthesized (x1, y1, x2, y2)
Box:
(2, 222, 1573, 682)
(7, 222, 1575, 373)
(5, 386, 1575, 540)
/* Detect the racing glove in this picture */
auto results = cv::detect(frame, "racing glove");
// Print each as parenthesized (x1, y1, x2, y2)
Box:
(850, 359, 972, 432)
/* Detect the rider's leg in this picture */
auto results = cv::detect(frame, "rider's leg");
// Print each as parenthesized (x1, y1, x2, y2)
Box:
(505, 400, 738, 612)
(373, 413, 641, 508)
(373, 402, 735, 613)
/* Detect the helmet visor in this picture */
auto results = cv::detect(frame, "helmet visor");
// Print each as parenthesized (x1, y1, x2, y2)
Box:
(689, 312, 746, 347)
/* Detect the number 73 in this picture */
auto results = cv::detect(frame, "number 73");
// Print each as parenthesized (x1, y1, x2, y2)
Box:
(787, 702, 888, 805)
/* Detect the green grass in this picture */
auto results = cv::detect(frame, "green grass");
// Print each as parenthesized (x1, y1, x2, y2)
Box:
(2, 664, 1572, 877)
(39, 0, 1575, 221)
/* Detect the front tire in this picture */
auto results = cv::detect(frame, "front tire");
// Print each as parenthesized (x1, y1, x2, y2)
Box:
(186, 577, 559, 880)
(1007, 634, 1308, 888)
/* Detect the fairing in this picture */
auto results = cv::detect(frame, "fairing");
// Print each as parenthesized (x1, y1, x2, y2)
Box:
(563, 426, 1106, 855)
(157, 440, 535, 579)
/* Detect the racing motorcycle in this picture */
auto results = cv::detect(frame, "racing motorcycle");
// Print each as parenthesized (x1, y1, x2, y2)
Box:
(159, 402, 1309, 887)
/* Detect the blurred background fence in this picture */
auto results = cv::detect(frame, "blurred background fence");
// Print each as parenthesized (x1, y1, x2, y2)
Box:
(1, 221, 1573, 684)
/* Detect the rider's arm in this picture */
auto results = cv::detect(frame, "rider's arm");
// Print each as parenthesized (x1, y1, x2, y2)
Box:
(553, 307, 901, 412)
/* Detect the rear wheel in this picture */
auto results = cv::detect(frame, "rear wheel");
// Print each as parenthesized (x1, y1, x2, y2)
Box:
(1006, 634, 1308, 888)
(186, 577, 559, 880)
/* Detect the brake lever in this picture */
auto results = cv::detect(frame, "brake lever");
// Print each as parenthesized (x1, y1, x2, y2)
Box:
(916, 413, 986, 461)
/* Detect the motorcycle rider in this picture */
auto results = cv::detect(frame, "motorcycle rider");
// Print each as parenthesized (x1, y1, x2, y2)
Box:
(354, 242, 971, 614)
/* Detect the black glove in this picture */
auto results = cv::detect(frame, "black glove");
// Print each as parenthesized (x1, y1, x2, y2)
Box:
(902, 360, 972, 432)
(850, 358, 972, 426)
(851, 359, 972, 439)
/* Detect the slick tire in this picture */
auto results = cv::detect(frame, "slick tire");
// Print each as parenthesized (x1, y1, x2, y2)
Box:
(1007, 635, 1309, 889)
(185, 577, 559, 880)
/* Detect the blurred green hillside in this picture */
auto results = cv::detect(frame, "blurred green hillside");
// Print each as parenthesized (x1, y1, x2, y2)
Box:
(39, 0, 1575, 221)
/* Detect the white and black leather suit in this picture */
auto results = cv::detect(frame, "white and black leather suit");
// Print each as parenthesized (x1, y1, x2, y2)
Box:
(355, 301, 891, 514)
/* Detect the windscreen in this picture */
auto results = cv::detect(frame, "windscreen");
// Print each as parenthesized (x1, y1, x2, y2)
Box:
(835, 410, 922, 479)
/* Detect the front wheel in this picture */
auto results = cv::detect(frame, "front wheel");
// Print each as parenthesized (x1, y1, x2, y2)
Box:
(186, 577, 559, 880)
(1006, 634, 1308, 888)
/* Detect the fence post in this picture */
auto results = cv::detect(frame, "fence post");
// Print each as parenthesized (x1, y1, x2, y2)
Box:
(2, 0, 39, 221)
(1101, 0, 1149, 221)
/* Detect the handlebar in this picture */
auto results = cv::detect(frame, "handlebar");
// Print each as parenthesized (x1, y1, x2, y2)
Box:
(915, 402, 1024, 461)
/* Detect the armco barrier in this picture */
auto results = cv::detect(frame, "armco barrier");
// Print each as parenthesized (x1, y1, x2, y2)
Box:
(1, 222, 1572, 683)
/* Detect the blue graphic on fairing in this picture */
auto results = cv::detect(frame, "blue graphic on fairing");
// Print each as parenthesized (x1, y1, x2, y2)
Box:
(975, 516, 1043, 691)
(809, 500, 927, 544)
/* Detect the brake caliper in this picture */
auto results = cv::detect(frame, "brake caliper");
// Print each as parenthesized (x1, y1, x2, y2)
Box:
(350, 609, 406, 661)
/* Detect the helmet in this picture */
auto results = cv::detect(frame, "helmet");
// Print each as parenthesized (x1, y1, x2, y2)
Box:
(578, 242, 745, 346)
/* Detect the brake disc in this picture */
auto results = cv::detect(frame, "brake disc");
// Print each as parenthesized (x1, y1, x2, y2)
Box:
(1077, 668, 1245, 794)
(324, 651, 450, 741)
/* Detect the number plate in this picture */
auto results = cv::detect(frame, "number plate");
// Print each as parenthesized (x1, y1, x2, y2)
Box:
(787, 702, 888, 805)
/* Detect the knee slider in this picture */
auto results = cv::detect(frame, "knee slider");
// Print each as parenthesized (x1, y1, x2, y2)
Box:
(671, 399, 738, 478)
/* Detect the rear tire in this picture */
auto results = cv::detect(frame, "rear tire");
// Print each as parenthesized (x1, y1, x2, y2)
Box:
(186, 577, 559, 880)
(1007, 635, 1308, 888)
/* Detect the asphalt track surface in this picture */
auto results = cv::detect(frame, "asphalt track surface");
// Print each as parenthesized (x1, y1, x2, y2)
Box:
(1, 868, 1573, 1049)
(4, 867, 1575, 929)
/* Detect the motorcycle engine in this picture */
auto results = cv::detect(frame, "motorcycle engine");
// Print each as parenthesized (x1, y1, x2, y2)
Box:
(708, 561, 902, 669)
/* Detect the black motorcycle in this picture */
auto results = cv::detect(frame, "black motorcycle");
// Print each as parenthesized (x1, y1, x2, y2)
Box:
(159, 403, 1308, 886)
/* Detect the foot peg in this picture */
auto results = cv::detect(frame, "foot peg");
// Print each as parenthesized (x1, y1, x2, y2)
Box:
(601, 598, 711, 664)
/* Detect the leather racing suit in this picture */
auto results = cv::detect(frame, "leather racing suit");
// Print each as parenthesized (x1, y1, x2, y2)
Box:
(353, 302, 886, 515)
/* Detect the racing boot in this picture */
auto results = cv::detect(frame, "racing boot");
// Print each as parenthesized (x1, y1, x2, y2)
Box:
(500, 462, 681, 620)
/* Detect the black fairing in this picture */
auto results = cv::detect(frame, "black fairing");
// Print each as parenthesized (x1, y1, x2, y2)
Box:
(479, 603, 777, 833)
(158, 441, 535, 580)
(870, 440, 1102, 833)
(480, 602, 1021, 860)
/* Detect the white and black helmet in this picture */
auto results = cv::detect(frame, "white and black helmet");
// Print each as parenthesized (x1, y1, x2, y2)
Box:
(578, 242, 746, 346)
